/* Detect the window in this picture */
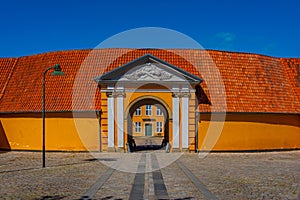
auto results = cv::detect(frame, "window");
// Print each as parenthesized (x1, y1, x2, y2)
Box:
(156, 107, 163, 116)
(145, 105, 152, 116)
(156, 122, 163, 133)
(135, 122, 141, 133)
(135, 107, 141, 116)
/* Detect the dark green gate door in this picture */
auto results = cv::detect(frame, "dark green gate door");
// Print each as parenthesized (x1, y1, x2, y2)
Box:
(145, 124, 152, 136)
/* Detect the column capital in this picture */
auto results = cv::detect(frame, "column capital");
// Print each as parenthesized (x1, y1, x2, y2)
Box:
(114, 91, 126, 98)
(106, 91, 126, 98)
(106, 91, 114, 98)
(181, 92, 191, 98)
(172, 92, 181, 98)
(172, 91, 191, 98)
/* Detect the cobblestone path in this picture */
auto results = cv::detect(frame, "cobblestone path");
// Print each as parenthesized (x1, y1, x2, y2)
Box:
(0, 150, 299, 199)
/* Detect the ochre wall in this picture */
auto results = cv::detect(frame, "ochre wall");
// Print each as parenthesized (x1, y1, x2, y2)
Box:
(198, 113, 300, 151)
(1, 112, 299, 152)
(0, 113, 99, 151)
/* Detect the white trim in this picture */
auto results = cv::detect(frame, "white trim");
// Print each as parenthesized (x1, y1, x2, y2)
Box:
(107, 96, 114, 148)
(156, 107, 163, 116)
(135, 107, 141, 116)
(135, 122, 142, 133)
(94, 54, 202, 85)
(145, 105, 152, 116)
(117, 95, 124, 147)
(101, 89, 196, 93)
(172, 95, 180, 148)
(156, 121, 163, 133)
(182, 95, 189, 149)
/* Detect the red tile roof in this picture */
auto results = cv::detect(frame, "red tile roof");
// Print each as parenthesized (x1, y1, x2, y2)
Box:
(0, 58, 18, 99)
(280, 58, 300, 103)
(0, 49, 299, 114)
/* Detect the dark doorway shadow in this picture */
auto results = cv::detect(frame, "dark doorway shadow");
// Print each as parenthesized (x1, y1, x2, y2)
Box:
(0, 121, 11, 151)
(129, 136, 167, 152)
(133, 145, 163, 152)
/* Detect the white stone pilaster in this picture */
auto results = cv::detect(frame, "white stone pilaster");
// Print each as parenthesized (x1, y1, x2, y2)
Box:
(107, 92, 114, 148)
(116, 91, 125, 148)
(172, 92, 180, 148)
(181, 92, 190, 149)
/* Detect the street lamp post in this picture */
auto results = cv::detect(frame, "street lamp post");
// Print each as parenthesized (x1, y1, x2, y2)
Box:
(42, 64, 64, 168)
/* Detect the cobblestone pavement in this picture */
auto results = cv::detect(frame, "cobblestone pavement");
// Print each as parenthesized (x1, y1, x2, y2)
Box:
(0, 150, 299, 199)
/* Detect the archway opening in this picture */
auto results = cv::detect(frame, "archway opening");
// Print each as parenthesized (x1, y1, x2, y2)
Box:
(127, 98, 170, 152)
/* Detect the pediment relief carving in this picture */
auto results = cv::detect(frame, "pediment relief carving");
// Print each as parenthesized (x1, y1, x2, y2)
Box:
(94, 54, 202, 85)
(122, 63, 174, 81)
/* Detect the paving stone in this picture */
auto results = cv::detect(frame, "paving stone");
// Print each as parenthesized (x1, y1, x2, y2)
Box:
(0, 150, 299, 199)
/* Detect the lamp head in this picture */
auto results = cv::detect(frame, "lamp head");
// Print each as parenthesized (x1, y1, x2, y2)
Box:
(51, 64, 65, 76)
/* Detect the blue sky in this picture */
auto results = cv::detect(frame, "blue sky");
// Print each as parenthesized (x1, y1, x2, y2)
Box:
(0, 0, 299, 58)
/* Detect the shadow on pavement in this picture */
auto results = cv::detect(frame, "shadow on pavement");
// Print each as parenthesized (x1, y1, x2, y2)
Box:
(0, 150, 11, 154)
(33, 195, 66, 200)
(0, 158, 105, 174)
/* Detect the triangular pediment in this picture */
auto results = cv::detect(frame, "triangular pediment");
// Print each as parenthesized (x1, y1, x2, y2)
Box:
(94, 54, 202, 85)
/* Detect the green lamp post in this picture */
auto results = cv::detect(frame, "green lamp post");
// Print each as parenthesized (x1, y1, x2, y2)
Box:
(42, 64, 64, 168)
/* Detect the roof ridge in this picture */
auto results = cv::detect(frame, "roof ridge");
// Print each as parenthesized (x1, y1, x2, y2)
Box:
(14, 49, 92, 59)
(205, 49, 286, 59)
(4, 48, 299, 59)
(0, 58, 19, 100)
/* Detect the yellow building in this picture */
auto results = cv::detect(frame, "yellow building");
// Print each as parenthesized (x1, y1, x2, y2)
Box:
(131, 105, 165, 137)
(0, 48, 299, 152)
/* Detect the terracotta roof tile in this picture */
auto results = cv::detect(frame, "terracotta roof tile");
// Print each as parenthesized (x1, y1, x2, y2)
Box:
(280, 58, 300, 103)
(0, 49, 299, 114)
(0, 58, 18, 99)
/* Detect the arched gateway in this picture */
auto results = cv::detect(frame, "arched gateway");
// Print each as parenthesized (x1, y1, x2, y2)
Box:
(126, 97, 170, 151)
(94, 54, 202, 152)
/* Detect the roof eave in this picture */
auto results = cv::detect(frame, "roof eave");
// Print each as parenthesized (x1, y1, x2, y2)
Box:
(95, 79, 202, 87)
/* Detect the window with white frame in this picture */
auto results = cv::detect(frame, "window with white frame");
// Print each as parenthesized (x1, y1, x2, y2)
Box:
(156, 107, 163, 116)
(135, 122, 141, 133)
(145, 105, 152, 116)
(135, 107, 141, 116)
(156, 122, 163, 133)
